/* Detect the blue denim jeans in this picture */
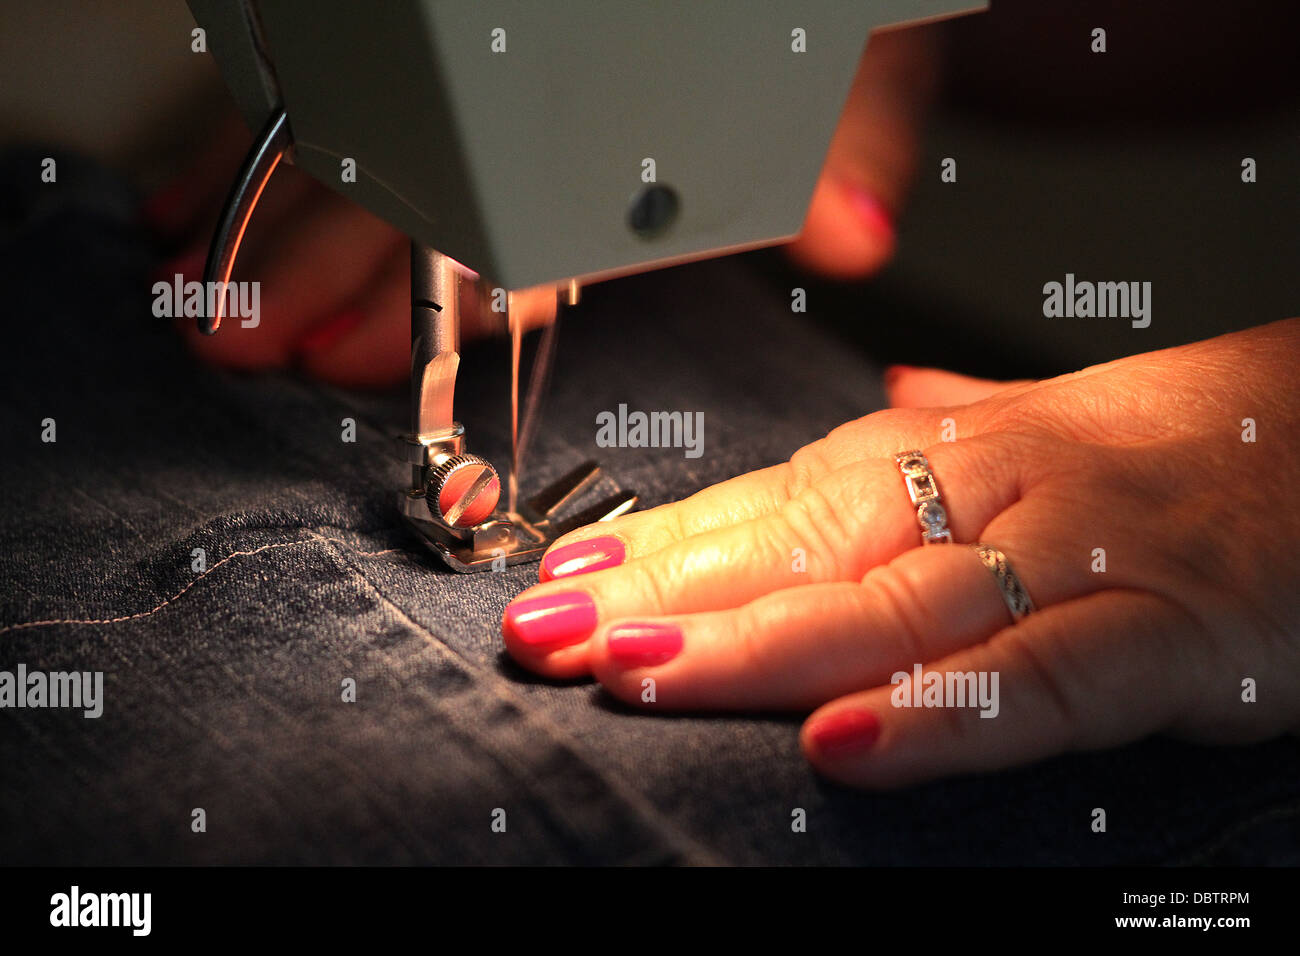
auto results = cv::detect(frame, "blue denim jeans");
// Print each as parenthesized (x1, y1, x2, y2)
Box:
(2, 149, 1298, 865)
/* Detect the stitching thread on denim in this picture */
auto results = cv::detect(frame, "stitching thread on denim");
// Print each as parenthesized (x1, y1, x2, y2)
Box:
(0, 538, 403, 635)
(312, 532, 722, 865)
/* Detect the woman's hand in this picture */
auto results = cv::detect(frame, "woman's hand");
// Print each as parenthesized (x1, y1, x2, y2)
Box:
(502, 318, 1300, 788)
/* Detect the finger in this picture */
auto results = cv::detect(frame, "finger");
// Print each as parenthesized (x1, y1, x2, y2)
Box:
(182, 193, 404, 370)
(801, 590, 1197, 789)
(504, 438, 1024, 677)
(588, 541, 1091, 711)
(786, 26, 939, 279)
(298, 246, 410, 387)
(208, 170, 321, 273)
(151, 170, 318, 284)
(538, 463, 795, 582)
(538, 403, 994, 581)
(785, 170, 896, 280)
(885, 365, 1036, 409)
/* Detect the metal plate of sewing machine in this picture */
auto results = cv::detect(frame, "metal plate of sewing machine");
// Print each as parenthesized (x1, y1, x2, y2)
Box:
(393, 246, 638, 572)
(399, 457, 637, 573)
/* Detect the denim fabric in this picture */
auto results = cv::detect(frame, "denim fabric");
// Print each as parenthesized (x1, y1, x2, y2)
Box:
(2, 150, 1298, 865)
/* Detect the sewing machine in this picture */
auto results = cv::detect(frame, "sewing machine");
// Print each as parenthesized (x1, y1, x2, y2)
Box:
(187, 0, 985, 572)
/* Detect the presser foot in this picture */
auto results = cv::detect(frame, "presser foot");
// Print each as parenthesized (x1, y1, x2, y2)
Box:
(397, 438, 636, 572)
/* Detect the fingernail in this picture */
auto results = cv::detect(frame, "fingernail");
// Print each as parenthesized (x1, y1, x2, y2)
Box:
(607, 621, 683, 668)
(502, 591, 597, 650)
(540, 536, 626, 582)
(844, 185, 895, 241)
(883, 364, 914, 390)
(295, 309, 366, 355)
(807, 709, 881, 757)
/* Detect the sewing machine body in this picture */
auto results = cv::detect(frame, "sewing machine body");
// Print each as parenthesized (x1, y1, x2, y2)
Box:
(187, 0, 986, 570)
(190, 0, 983, 291)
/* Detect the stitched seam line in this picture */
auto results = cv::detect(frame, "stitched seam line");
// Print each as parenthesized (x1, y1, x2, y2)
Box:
(316, 533, 721, 865)
(0, 536, 402, 635)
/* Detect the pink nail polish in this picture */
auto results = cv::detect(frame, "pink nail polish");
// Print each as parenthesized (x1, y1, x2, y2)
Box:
(296, 309, 366, 354)
(844, 185, 895, 241)
(502, 591, 597, 650)
(807, 709, 881, 757)
(607, 621, 683, 668)
(540, 536, 626, 582)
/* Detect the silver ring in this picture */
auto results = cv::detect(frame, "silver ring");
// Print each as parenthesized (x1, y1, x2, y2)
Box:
(973, 545, 1036, 622)
(894, 450, 952, 545)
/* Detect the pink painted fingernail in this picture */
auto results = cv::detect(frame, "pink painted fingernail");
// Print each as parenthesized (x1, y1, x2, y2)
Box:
(844, 185, 895, 241)
(607, 621, 683, 668)
(502, 591, 597, 650)
(540, 536, 626, 582)
(295, 309, 366, 354)
(807, 709, 881, 757)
